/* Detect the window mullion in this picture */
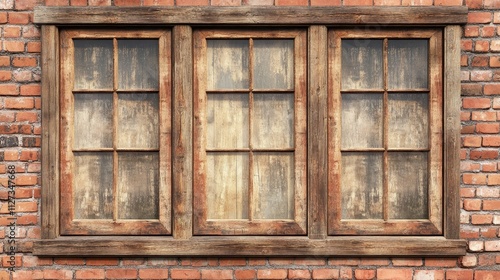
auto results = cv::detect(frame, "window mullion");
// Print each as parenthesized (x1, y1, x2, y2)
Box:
(382, 38, 389, 222)
(112, 38, 119, 222)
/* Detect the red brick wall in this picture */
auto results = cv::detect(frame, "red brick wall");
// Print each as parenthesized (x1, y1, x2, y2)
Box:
(1, 0, 499, 279)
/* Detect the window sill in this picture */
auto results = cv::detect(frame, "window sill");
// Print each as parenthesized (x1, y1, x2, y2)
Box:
(34, 236, 466, 256)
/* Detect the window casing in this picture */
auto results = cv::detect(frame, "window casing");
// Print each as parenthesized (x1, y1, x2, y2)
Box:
(35, 6, 467, 256)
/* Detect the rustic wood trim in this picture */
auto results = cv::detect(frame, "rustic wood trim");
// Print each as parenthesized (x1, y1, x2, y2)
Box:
(308, 25, 328, 239)
(34, 6, 468, 26)
(172, 25, 193, 240)
(444, 25, 462, 239)
(41, 25, 60, 239)
(34, 237, 466, 256)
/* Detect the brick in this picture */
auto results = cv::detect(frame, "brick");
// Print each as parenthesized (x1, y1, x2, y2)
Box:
(88, 0, 112, 5)
(482, 162, 497, 172)
(470, 149, 499, 160)
(476, 40, 490, 52)
(311, 269, 339, 279)
(445, 270, 473, 280)
(310, 0, 341, 5)
(328, 258, 360, 266)
(413, 270, 445, 280)
(476, 187, 500, 197)
(488, 174, 500, 185)
(20, 84, 41, 96)
(43, 270, 73, 280)
(138, 269, 169, 280)
(474, 270, 500, 280)
(461, 84, 483, 96)
(377, 268, 413, 280)
(143, 0, 174, 5)
(472, 111, 497, 121)
(484, 0, 500, 8)
(257, 269, 288, 279)
(481, 227, 498, 237)
(472, 56, 489, 67)
(294, 258, 326, 266)
(463, 173, 487, 185)
(219, 258, 246, 266)
(491, 57, 500, 68)
(492, 40, 500, 52)
(234, 270, 256, 280)
(401, 0, 433, 5)
(344, 0, 372, 5)
(483, 200, 500, 210)
(463, 199, 481, 210)
(461, 161, 480, 172)
(288, 269, 311, 279)
(481, 26, 496, 38)
(471, 70, 492, 81)
(485, 241, 500, 251)
(463, 98, 490, 109)
(201, 270, 232, 280)
(27, 41, 41, 53)
(392, 258, 423, 266)
(460, 255, 477, 267)
(468, 12, 492, 24)
(75, 269, 105, 280)
(462, 136, 482, 147)
(471, 214, 493, 224)
(171, 269, 201, 280)
(12, 57, 37, 67)
(4, 26, 21, 38)
(435, 0, 462, 5)
(115, 0, 141, 5)
(86, 258, 119, 266)
(4, 97, 34, 109)
(105, 269, 137, 279)
(275, 0, 308, 5)
(464, 26, 479, 37)
(483, 136, 500, 146)
(485, 84, 500, 95)
(176, 0, 209, 5)
(355, 269, 376, 280)
(494, 98, 500, 109)
(359, 258, 390, 266)
(476, 123, 500, 133)
(495, 12, 500, 23)
(468, 240, 484, 252)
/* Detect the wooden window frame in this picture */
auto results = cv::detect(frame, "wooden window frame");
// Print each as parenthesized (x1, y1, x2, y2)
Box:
(35, 6, 467, 256)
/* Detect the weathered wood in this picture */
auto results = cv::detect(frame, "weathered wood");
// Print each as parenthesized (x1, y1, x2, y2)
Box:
(308, 25, 328, 239)
(341, 39, 383, 90)
(41, 25, 59, 239)
(444, 26, 462, 239)
(207, 40, 249, 90)
(253, 40, 294, 90)
(387, 39, 428, 89)
(388, 93, 429, 149)
(34, 6, 468, 25)
(172, 26, 193, 239)
(117, 39, 158, 90)
(33, 236, 466, 256)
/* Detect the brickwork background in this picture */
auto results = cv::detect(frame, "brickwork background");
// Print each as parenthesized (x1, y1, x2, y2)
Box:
(1, 0, 499, 279)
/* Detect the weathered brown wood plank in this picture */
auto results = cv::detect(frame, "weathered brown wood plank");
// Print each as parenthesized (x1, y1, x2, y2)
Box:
(34, 237, 466, 256)
(34, 6, 468, 25)
(444, 25, 462, 240)
(308, 25, 328, 239)
(172, 26, 193, 239)
(41, 25, 59, 239)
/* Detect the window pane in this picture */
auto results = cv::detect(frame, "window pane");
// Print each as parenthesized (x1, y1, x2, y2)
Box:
(388, 152, 428, 219)
(118, 39, 159, 90)
(253, 39, 294, 89)
(388, 39, 428, 89)
(341, 39, 383, 90)
(341, 94, 383, 149)
(207, 94, 249, 149)
(253, 153, 294, 219)
(207, 40, 249, 90)
(74, 40, 113, 90)
(341, 153, 383, 219)
(117, 153, 159, 219)
(207, 153, 249, 219)
(73, 153, 113, 219)
(74, 94, 113, 149)
(252, 94, 294, 149)
(117, 93, 159, 149)
(388, 93, 429, 149)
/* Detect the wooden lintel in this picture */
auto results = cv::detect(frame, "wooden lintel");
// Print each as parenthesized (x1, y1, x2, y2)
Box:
(34, 237, 466, 256)
(34, 6, 468, 26)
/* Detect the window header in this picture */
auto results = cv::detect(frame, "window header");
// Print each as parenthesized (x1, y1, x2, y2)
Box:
(34, 6, 468, 26)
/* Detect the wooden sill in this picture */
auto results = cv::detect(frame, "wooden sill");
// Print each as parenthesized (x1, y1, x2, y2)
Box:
(34, 236, 466, 256)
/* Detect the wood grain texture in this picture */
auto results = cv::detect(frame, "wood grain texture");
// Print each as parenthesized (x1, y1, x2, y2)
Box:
(172, 26, 193, 239)
(307, 26, 328, 239)
(444, 26, 461, 239)
(41, 25, 59, 239)
(34, 6, 468, 25)
(34, 236, 466, 256)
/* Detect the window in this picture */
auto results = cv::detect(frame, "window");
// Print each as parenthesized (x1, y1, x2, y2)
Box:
(35, 6, 467, 256)
(193, 30, 307, 235)
(328, 29, 443, 235)
(59, 30, 171, 235)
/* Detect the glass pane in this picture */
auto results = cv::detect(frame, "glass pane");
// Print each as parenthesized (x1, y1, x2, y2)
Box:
(253, 153, 294, 219)
(117, 153, 159, 219)
(207, 94, 249, 149)
(73, 153, 113, 219)
(253, 39, 294, 89)
(388, 152, 428, 219)
(74, 40, 113, 90)
(341, 94, 383, 149)
(388, 39, 428, 89)
(388, 93, 429, 149)
(74, 94, 113, 149)
(206, 153, 249, 219)
(341, 39, 383, 90)
(207, 40, 249, 90)
(341, 153, 383, 219)
(252, 94, 294, 149)
(118, 39, 159, 90)
(117, 93, 159, 149)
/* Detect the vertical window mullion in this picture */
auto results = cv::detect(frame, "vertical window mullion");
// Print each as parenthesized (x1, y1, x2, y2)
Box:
(248, 38, 254, 222)
(382, 38, 389, 222)
(112, 38, 119, 222)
